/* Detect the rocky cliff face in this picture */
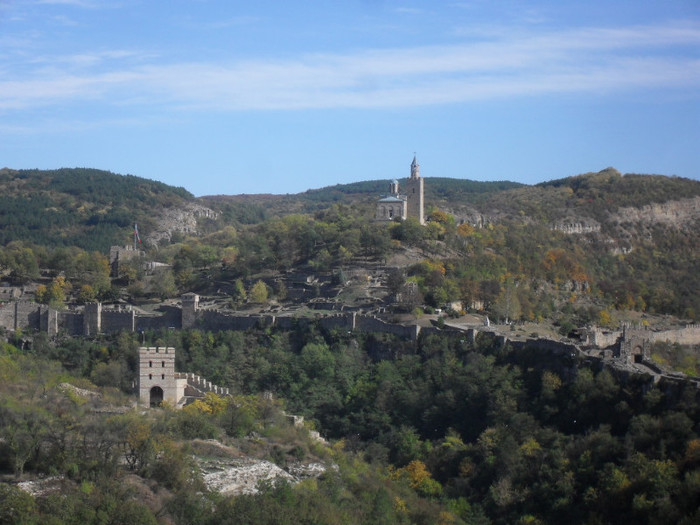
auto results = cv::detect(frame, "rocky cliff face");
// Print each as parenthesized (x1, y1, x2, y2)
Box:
(610, 196, 700, 230)
(552, 219, 602, 234)
(199, 457, 332, 495)
(146, 203, 219, 245)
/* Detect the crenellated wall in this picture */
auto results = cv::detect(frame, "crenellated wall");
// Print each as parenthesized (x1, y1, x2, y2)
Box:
(585, 325, 700, 349)
(646, 325, 700, 346)
(1, 296, 698, 355)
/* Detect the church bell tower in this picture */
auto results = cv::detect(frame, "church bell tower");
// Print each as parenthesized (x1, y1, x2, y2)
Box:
(405, 155, 424, 224)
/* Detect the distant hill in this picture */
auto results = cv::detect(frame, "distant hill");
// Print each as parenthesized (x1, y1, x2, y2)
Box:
(0, 167, 193, 251)
(200, 177, 525, 221)
(202, 169, 700, 226)
(2, 165, 698, 254)
(427, 168, 700, 225)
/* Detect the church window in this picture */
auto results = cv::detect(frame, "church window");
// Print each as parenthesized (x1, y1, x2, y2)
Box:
(149, 361, 152, 367)
(149, 374, 152, 380)
(162, 361, 165, 368)
(161, 374, 165, 380)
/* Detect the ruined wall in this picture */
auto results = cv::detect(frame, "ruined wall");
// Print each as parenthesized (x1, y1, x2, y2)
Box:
(136, 308, 181, 332)
(57, 311, 83, 336)
(199, 310, 265, 331)
(646, 325, 700, 346)
(585, 328, 622, 348)
(41, 308, 58, 336)
(354, 315, 420, 340)
(585, 325, 700, 349)
(317, 313, 354, 332)
(11, 301, 42, 332)
(101, 310, 136, 334)
(83, 303, 101, 336)
(0, 302, 15, 330)
(275, 316, 309, 331)
(3, 293, 698, 354)
(522, 337, 582, 356)
(181, 293, 199, 329)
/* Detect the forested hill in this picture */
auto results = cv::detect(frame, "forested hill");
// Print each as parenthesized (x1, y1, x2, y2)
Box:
(203, 168, 700, 226)
(0, 167, 193, 251)
(201, 177, 525, 220)
(428, 168, 700, 225)
(1, 165, 698, 253)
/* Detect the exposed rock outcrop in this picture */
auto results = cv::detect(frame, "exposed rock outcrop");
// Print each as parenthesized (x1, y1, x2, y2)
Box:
(146, 203, 219, 246)
(552, 218, 601, 234)
(610, 196, 700, 230)
(198, 457, 333, 495)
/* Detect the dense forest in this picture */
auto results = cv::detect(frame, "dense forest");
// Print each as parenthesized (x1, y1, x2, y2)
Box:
(0, 168, 192, 251)
(1, 326, 699, 524)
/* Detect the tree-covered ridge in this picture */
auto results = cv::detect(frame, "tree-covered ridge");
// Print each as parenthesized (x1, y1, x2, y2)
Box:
(303, 177, 524, 202)
(0, 168, 193, 251)
(455, 168, 700, 226)
(536, 168, 700, 220)
(201, 177, 525, 222)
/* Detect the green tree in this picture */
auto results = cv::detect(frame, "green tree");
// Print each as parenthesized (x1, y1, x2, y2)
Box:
(151, 269, 178, 299)
(77, 284, 97, 304)
(231, 279, 247, 307)
(249, 280, 269, 304)
(0, 242, 40, 284)
(0, 400, 49, 477)
(0, 484, 37, 524)
(492, 279, 522, 323)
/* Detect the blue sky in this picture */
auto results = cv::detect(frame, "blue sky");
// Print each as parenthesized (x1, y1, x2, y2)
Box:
(1, 1, 698, 196)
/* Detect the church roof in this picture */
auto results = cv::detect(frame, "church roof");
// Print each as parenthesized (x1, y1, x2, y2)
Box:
(378, 196, 405, 203)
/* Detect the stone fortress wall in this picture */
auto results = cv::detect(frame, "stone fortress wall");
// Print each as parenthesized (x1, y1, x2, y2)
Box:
(584, 324, 700, 350)
(2, 295, 698, 385)
(1, 295, 699, 350)
(0, 296, 428, 341)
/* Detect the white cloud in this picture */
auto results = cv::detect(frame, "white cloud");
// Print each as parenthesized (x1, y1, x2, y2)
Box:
(1, 22, 699, 113)
(35, 0, 104, 7)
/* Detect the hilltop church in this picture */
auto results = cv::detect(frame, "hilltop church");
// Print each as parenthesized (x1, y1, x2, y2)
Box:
(375, 155, 425, 224)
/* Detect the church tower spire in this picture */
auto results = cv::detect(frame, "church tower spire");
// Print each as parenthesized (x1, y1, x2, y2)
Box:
(405, 154, 424, 224)
(410, 154, 420, 179)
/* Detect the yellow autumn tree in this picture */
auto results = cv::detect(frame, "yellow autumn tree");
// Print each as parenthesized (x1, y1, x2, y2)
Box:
(389, 459, 442, 497)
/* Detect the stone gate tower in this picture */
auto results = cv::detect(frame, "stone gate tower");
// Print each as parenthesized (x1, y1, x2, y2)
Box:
(138, 346, 183, 407)
(405, 155, 425, 225)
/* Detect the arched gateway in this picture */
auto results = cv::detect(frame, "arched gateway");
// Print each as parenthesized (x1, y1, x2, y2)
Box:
(149, 386, 164, 407)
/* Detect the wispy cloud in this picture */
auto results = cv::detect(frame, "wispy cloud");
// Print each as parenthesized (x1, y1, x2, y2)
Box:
(1, 22, 699, 113)
(35, 0, 104, 7)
